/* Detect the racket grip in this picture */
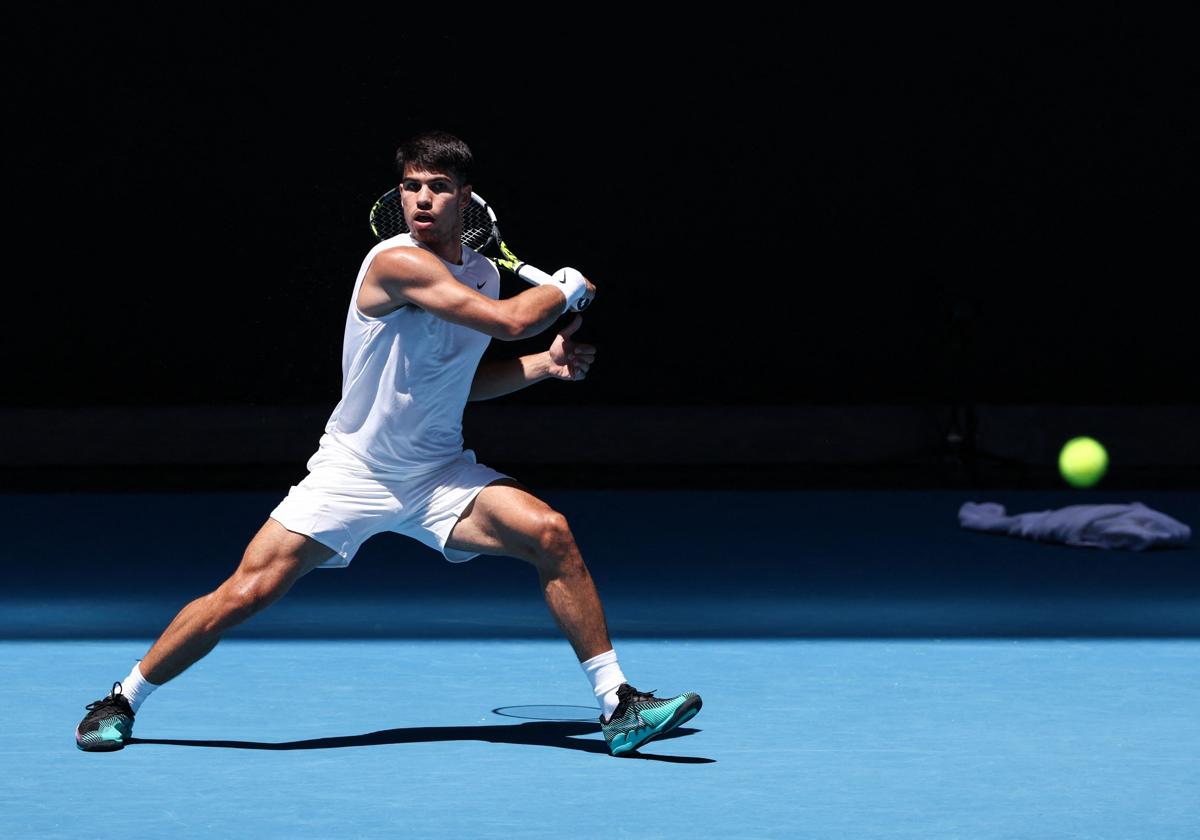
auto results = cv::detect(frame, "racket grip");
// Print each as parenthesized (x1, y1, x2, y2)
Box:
(515, 263, 554, 286)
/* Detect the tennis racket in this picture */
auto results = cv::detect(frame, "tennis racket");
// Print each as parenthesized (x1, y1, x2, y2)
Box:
(368, 187, 591, 311)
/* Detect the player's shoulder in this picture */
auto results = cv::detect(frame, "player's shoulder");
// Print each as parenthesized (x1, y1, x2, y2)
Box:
(373, 232, 422, 259)
(370, 240, 442, 280)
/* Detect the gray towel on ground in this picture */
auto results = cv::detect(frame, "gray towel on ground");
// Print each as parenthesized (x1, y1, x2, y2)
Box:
(958, 501, 1192, 551)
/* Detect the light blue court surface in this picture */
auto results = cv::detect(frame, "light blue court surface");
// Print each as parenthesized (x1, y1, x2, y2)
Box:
(5, 638, 1200, 839)
(2, 489, 1198, 838)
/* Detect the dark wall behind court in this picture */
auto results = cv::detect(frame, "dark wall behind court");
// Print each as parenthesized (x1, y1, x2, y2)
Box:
(9, 14, 1197, 410)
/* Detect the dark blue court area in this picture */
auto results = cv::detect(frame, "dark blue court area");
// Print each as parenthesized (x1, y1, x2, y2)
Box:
(4, 489, 1198, 838)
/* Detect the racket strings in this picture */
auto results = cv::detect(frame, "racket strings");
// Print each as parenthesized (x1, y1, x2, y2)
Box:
(460, 200, 495, 251)
(371, 190, 495, 254)
(371, 193, 408, 239)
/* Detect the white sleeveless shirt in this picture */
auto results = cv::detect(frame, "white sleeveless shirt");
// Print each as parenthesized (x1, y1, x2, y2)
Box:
(316, 233, 499, 476)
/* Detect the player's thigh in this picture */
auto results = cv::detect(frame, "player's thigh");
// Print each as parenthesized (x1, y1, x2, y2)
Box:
(445, 479, 563, 559)
(235, 518, 337, 587)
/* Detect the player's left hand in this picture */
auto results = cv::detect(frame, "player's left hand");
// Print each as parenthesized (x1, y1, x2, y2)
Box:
(547, 314, 596, 381)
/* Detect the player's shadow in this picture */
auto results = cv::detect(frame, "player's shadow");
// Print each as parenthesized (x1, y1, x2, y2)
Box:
(131, 720, 713, 763)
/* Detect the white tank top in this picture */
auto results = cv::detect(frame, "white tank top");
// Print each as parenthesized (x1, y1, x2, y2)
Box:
(316, 233, 499, 476)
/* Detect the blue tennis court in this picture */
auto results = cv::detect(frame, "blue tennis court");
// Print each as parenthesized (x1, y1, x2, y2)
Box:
(4, 489, 1197, 838)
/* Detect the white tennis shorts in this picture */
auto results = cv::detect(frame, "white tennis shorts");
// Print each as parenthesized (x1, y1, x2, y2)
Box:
(268, 446, 509, 568)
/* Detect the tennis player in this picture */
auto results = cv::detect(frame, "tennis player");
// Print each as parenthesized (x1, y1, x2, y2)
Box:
(75, 130, 701, 757)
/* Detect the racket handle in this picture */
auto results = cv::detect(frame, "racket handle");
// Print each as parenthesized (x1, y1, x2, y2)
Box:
(515, 263, 554, 286)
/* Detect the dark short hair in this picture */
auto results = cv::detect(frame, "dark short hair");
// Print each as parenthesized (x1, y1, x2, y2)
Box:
(395, 131, 473, 185)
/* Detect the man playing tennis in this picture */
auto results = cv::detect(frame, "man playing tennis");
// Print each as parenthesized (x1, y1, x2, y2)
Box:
(75, 131, 701, 757)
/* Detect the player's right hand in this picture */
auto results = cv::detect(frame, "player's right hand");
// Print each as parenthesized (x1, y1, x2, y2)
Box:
(551, 267, 594, 312)
(577, 275, 596, 312)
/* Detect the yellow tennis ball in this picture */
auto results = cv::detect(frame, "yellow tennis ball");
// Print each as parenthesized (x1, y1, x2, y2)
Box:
(1058, 436, 1108, 488)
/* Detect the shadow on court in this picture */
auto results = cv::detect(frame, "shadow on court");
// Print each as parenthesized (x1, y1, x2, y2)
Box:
(128, 721, 713, 763)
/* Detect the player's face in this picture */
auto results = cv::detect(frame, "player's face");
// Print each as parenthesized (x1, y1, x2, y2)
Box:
(400, 166, 471, 243)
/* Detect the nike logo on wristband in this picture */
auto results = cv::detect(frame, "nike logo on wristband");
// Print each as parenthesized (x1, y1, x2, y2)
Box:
(476, 281, 486, 289)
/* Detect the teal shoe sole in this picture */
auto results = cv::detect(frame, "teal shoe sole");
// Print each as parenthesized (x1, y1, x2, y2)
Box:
(76, 719, 132, 752)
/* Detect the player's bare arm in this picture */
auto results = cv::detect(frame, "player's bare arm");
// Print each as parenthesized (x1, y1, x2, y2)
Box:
(357, 246, 591, 341)
(468, 315, 597, 401)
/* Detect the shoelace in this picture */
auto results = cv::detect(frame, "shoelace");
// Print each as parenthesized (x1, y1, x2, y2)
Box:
(620, 685, 660, 706)
(85, 682, 128, 715)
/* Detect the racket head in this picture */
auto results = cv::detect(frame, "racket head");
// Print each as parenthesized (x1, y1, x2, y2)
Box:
(369, 188, 497, 253)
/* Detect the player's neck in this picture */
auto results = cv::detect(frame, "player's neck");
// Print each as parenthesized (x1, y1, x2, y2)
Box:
(413, 229, 464, 265)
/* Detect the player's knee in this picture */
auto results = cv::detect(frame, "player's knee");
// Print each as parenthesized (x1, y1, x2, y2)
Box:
(212, 559, 296, 629)
(234, 577, 283, 617)
(208, 581, 267, 630)
(534, 511, 577, 564)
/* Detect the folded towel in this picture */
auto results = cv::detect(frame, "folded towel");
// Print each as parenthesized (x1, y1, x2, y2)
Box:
(958, 501, 1191, 551)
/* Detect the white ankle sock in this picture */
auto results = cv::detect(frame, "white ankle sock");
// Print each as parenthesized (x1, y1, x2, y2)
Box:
(120, 663, 158, 714)
(581, 649, 627, 720)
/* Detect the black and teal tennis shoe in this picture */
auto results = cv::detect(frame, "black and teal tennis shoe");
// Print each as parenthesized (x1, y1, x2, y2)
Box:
(600, 683, 702, 756)
(76, 682, 135, 752)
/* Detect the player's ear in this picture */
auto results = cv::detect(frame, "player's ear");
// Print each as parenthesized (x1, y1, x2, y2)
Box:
(460, 182, 472, 203)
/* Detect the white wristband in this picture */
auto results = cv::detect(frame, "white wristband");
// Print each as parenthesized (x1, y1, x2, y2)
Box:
(549, 267, 590, 312)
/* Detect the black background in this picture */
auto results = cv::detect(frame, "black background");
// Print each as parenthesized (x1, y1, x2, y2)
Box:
(3, 15, 1198, 636)
(8, 12, 1197, 409)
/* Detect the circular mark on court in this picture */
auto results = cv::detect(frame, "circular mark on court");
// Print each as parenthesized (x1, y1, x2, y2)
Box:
(491, 705, 597, 721)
